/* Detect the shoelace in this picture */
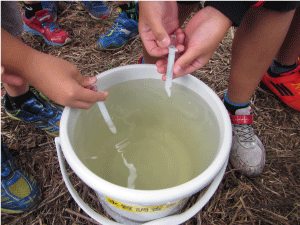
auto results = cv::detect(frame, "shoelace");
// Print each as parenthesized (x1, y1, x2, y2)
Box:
(109, 12, 131, 31)
(233, 124, 255, 142)
(23, 97, 54, 118)
(38, 14, 59, 32)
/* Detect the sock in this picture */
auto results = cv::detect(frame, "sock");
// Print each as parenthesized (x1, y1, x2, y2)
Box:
(268, 59, 297, 77)
(24, 2, 43, 19)
(6, 90, 35, 110)
(223, 91, 249, 115)
(119, 1, 138, 21)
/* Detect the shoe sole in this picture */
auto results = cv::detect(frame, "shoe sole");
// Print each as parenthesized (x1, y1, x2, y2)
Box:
(76, 2, 110, 20)
(89, 14, 109, 20)
(24, 24, 72, 46)
(1, 199, 40, 214)
(1, 188, 41, 214)
(5, 111, 59, 137)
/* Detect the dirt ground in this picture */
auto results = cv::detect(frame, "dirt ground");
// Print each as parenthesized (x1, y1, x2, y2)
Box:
(1, 2, 300, 225)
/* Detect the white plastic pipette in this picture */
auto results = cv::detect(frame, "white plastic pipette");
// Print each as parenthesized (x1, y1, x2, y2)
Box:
(97, 88, 117, 134)
(165, 35, 178, 97)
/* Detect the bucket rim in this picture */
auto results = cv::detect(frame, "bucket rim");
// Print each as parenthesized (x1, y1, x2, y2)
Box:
(59, 64, 232, 205)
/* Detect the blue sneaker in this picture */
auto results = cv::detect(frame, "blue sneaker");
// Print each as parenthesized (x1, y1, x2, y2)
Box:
(3, 91, 62, 137)
(41, 1, 59, 22)
(78, 1, 110, 20)
(1, 142, 40, 214)
(96, 10, 139, 50)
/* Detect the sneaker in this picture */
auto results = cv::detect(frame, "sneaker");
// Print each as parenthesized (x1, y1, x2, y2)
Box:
(229, 106, 266, 177)
(96, 9, 139, 50)
(77, 1, 110, 20)
(1, 142, 40, 214)
(23, 10, 72, 46)
(41, 1, 59, 22)
(138, 56, 144, 64)
(3, 91, 62, 137)
(261, 59, 300, 111)
(29, 85, 50, 102)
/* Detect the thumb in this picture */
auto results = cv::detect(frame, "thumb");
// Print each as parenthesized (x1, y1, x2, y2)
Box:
(78, 76, 97, 87)
(173, 49, 202, 75)
(148, 19, 171, 47)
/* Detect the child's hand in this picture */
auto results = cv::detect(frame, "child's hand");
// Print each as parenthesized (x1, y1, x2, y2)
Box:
(27, 55, 108, 109)
(1, 66, 26, 87)
(156, 6, 233, 79)
(139, 1, 185, 57)
(2, 29, 107, 109)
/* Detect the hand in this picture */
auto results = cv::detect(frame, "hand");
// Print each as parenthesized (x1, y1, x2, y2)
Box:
(1, 66, 26, 87)
(27, 54, 108, 109)
(156, 6, 233, 80)
(138, 1, 185, 57)
(1, 66, 27, 96)
(1, 29, 108, 109)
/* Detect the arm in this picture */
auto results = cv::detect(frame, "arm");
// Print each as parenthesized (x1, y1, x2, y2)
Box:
(1, 28, 108, 109)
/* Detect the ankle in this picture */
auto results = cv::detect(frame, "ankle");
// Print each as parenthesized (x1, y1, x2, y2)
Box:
(6, 90, 35, 110)
(24, 2, 43, 19)
(268, 59, 297, 77)
(119, 2, 138, 21)
(223, 91, 249, 115)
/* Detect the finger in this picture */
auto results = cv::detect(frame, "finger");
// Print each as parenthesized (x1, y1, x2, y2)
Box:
(69, 100, 95, 109)
(147, 21, 171, 47)
(145, 41, 170, 57)
(78, 76, 98, 87)
(173, 58, 207, 79)
(174, 44, 185, 53)
(85, 85, 98, 92)
(174, 29, 185, 44)
(1, 74, 26, 86)
(75, 87, 109, 103)
(156, 59, 168, 73)
(174, 48, 200, 72)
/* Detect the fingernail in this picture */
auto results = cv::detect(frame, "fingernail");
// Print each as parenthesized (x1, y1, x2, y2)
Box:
(91, 85, 98, 92)
(173, 65, 182, 74)
(89, 77, 97, 83)
(160, 37, 170, 47)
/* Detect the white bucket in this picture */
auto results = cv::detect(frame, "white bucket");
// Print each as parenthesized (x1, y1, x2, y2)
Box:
(55, 64, 232, 225)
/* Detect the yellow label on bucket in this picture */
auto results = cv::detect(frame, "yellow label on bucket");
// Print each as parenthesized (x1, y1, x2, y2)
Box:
(106, 197, 187, 213)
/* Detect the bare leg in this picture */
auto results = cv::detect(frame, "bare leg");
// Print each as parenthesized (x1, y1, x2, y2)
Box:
(276, 6, 300, 65)
(143, 2, 198, 64)
(227, 7, 296, 104)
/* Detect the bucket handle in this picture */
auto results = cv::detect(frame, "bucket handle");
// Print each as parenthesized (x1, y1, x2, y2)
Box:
(55, 137, 227, 225)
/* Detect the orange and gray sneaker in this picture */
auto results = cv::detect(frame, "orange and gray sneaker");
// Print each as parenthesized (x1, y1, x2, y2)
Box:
(261, 59, 300, 111)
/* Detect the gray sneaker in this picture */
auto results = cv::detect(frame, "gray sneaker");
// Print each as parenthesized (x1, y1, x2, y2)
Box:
(229, 106, 266, 177)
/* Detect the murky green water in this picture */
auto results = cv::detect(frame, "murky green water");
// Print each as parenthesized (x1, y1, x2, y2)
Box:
(73, 79, 220, 190)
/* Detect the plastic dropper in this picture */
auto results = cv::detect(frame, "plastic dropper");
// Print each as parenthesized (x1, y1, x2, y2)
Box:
(165, 35, 178, 97)
(97, 87, 117, 134)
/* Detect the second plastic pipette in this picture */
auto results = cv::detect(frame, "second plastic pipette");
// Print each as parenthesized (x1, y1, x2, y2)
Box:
(165, 35, 178, 97)
(97, 87, 117, 134)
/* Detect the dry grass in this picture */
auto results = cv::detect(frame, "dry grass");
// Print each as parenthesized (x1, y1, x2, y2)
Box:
(1, 2, 300, 225)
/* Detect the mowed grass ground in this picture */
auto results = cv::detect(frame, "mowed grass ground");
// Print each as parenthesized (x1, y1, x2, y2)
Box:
(1, 2, 299, 224)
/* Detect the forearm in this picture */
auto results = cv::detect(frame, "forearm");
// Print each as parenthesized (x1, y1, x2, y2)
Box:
(1, 28, 44, 81)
